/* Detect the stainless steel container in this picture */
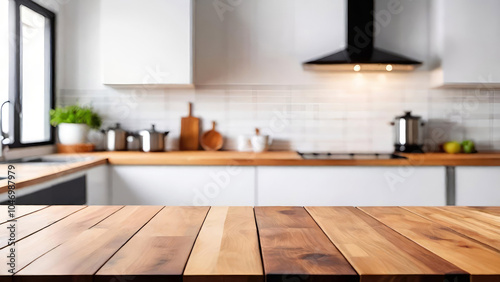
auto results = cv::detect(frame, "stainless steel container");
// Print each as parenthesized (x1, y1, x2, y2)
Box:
(390, 111, 425, 153)
(105, 123, 128, 151)
(138, 124, 169, 152)
(126, 133, 141, 151)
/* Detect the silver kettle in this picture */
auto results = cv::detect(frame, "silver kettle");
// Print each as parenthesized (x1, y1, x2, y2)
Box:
(138, 124, 169, 152)
(390, 111, 425, 153)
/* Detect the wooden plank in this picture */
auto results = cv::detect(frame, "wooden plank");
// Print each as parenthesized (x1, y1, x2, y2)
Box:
(0, 206, 48, 224)
(0, 205, 86, 249)
(307, 207, 468, 282)
(15, 206, 162, 282)
(362, 207, 500, 282)
(254, 206, 357, 282)
(438, 207, 500, 228)
(96, 206, 209, 282)
(467, 207, 500, 216)
(0, 206, 123, 276)
(404, 206, 500, 251)
(184, 207, 263, 282)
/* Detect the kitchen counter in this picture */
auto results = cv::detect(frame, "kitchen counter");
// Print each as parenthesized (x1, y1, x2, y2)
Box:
(83, 151, 500, 166)
(1, 151, 499, 194)
(2, 205, 500, 281)
(0, 156, 107, 194)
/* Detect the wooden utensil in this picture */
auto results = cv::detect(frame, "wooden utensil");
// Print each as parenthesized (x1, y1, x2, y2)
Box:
(180, 102, 200, 151)
(200, 121, 223, 151)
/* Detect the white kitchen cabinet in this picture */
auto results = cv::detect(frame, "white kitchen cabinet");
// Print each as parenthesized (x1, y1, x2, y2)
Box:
(456, 167, 500, 206)
(100, 0, 193, 85)
(86, 165, 110, 205)
(257, 166, 446, 206)
(433, 0, 500, 87)
(111, 166, 256, 205)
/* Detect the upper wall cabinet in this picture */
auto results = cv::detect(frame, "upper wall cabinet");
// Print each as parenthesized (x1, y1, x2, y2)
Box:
(100, 0, 193, 86)
(434, 0, 500, 88)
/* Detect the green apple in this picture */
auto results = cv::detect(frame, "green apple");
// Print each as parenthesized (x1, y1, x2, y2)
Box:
(462, 140, 476, 154)
(443, 141, 462, 154)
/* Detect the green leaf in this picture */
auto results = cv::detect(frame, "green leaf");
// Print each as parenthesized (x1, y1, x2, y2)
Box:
(49, 104, 102, 130)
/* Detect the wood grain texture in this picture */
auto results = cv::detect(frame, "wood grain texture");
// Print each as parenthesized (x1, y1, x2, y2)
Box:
(0, 157, 107, 193)
(96, 206, 209, 282)
(405, 206, 500, 252)
(5, 205, 500, 282)
(361, 207, 500, 281)
(184, 207, 263, 282)
(468, 207, 500, 216)
(0, 205, 86, 249)
(254, 207, 357, 282)
(0, 206, 122, 276)
(180, 103, 200, 151)
(306, 207, 468, 282)
(439, 207, 500, 228)
(0, 205, 47, 224)
(15, 206, 162, 282)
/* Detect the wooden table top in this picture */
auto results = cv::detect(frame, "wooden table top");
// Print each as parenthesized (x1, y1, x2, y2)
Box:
(2, 206, 500, 282)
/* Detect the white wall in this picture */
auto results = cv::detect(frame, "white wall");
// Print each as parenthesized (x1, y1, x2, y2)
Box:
(55, 0, 500, 152)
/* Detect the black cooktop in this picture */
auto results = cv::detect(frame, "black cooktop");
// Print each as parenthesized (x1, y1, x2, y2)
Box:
(298, 152, 407, 160)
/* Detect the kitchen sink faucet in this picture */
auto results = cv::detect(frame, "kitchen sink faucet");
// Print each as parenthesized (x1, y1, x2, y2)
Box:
(0, 100, 10, 161)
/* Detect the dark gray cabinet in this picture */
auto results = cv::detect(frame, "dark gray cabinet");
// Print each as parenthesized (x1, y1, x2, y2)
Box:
(1, 176, 86, 205)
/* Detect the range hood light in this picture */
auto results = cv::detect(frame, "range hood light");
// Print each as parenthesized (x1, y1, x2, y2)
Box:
(304, 64, 417, 72)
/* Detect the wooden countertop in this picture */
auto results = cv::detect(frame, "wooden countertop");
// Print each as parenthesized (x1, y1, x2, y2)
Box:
(83, 151, 500, 166)
(3, 206, 500, 281)
(1, 151, 499, 194)
(0, 156, 107, 194)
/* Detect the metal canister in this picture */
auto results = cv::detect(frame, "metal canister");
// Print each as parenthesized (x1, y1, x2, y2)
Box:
(105, 123, 128, 151)
(390, 111, 425, 153)
(138, 124, 169, 152)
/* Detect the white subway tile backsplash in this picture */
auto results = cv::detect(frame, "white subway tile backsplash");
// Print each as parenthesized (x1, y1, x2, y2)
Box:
(59, 86, 500, 152)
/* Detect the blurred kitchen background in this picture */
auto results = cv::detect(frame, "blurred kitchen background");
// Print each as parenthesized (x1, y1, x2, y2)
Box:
(53, 0, 500, 152)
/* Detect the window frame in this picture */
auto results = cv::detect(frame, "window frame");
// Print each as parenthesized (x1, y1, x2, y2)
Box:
(8, 0, 55, 148)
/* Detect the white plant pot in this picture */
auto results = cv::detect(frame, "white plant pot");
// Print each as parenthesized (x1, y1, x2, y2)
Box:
(57, 123, 90, 145)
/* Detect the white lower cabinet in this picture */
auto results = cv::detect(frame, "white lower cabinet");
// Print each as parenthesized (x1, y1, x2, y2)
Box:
(111, 166, 256, 206)
(86, 165, 110, 205)
(256, 166, 446, 206)
(456, 167, 500, 206)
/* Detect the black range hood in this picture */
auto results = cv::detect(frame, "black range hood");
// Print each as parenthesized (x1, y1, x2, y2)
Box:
(304, 0, 421, 71)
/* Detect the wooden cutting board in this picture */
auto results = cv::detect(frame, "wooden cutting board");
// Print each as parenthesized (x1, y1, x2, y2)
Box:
(179, 102, 200, 151)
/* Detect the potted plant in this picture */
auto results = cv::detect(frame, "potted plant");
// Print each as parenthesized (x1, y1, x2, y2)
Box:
(50, 105, 102, 145)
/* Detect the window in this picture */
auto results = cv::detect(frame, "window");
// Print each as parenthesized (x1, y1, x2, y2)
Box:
(1, 0, 55, 147)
